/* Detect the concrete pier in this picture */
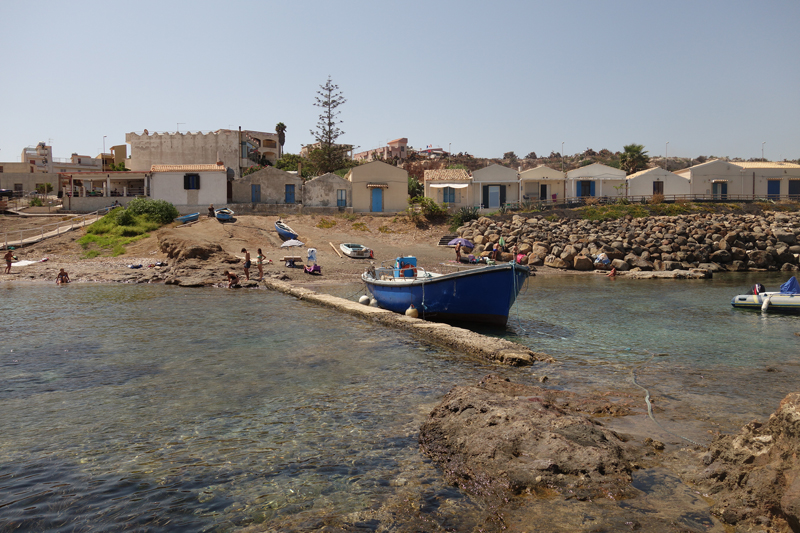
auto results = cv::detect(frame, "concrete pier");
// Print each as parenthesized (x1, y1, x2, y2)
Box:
(262, 278, 553, 366)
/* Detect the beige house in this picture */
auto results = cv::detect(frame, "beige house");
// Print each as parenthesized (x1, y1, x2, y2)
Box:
(423, 168, 473, 208)
(150, 164, 227, 208)
(353, 138, 409, 162)
(471, 164, 519, 209)
(303, 172, 352, 209)
(565, 163, 626, 200)
(626, 167, 690, 198)
(675, 160, 800, 199)
(231, 166, 303, 205)
(519, 165, 565, 203)
(344, 161, 408, 213)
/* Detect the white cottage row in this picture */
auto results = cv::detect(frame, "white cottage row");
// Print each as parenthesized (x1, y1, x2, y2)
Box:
(424, 160, 800, 210)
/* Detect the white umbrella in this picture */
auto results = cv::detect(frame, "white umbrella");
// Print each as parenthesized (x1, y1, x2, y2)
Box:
(280, 239, 304, 248)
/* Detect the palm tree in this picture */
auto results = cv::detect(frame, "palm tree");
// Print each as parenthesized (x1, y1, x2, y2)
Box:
(619, 143, 650, 175)
(275, 122, 287, 158)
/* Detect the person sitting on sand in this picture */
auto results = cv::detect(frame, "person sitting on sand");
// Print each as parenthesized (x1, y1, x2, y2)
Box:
(56, 268, 70, 284)
(225, 270, 239, 288)
(208, 204, 215, 218)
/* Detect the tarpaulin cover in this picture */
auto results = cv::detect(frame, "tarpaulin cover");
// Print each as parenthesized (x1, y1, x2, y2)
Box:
(780, 276, 800, 294)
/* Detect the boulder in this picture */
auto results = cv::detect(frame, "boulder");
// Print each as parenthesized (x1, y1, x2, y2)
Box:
(610, 258, 629, 271)
(544, 254, 570, 269)
(573, 255, 594, 271)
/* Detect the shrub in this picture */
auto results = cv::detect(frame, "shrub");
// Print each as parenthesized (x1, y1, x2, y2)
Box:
(378, 225, 393, 234)
(29, 197, 43, 207)
(449, 206, 480, 231)
(409, 196, 447, 217)
(114, 207, 135, 226)
(316, 217, 336, 229)
(352, 222, 370, 232)
(125, 198, 179, 224)
(649, 193, 665, 205)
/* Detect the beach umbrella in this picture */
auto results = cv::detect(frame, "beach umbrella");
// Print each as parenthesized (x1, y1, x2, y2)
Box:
(448, 237, 474, 248)
(280, 239, 304, 248)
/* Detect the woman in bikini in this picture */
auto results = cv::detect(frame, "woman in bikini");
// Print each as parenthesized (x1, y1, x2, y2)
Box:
(256, 248, 264, 281)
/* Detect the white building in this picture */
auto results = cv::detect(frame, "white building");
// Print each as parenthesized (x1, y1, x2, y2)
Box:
(149, 164, 228, 207)
(472, 164, 519, 209)
(565, 163, 626, 200)
(625, 167, 690, 198)
(519, 165, 565, 203)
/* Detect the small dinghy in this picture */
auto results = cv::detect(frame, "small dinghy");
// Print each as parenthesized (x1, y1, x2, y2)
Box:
(340, 243, 371, 259)
(275, 220, 298, 240)
(731, 276, 800, 312)
(215, 208, 234, 221)
(175, 213, 200, 224)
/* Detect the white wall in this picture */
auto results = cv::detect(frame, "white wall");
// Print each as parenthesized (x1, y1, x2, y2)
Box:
(149, 171, 227, 206)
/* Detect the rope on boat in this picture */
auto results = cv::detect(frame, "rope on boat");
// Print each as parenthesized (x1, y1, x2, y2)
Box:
(631, 352, 702, 447)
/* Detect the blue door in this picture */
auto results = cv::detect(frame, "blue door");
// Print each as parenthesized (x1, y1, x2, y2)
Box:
(371, 188, 383, 212)
(712, 182, 728, 199)
(251, 184, 261, 203)
(767, 180, 780, 200)
(285, 184, 295, 204)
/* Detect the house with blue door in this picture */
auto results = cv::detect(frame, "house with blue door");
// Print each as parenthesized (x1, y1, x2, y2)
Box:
(471, 164, 519, 210)
(230, 166, 304, 205)
(344, 161, 408, 213)
(676, 160, 800, 200)
(303, 172, 352, 210)
(565, 163, 626, 201)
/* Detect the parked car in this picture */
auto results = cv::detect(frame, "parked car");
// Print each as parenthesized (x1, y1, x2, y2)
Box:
(0, 189, 14, 199)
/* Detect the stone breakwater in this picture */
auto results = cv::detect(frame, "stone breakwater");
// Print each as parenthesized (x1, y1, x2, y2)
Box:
(457, 211, 800, 273)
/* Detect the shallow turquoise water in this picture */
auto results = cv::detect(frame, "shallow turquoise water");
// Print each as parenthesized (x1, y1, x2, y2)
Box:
(1, 273, 798, 531)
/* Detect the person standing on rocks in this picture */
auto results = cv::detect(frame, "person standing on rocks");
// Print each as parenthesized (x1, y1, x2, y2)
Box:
(4, 249, 15, 274)
(241, 248, 251, 280)
(256, 248, 264, 281)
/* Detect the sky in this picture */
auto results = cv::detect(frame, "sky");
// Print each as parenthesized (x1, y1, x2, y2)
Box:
(1, 0, 798, 163)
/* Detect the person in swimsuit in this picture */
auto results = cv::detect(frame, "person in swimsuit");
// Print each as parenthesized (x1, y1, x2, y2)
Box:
(256, 248, 264, 281)
(455, 242, 462, 263)
(241, 248, 251, 280)
(4, 249, 15, 274)
(225, 270, 239, 288)
(56, 268, 71, 284)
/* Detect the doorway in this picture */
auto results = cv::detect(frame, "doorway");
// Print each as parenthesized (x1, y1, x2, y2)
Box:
(371, 187, 383, 212)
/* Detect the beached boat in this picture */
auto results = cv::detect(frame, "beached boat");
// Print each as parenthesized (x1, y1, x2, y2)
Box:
(175, 212, 200, 224)
(731, 277, 800, 312)
(275, 220, 298, 240)
(362, 256, 530, 326)
(215, 208, 234, 221)
(340, 243, 371, 259)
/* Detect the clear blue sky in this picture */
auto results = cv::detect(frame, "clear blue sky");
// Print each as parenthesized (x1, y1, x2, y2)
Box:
(1, 0, 798, 163)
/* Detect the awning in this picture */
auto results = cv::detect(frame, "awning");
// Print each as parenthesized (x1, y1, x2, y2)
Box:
(366, 183, 388, 188)
(711, 179, 729, 183)
(429, 183, 469, 189)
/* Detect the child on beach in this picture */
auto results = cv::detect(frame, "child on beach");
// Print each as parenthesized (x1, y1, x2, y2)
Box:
(241, 248, 251, 280)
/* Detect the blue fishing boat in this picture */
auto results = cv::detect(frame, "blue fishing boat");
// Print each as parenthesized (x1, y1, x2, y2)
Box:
(175, 212, 200, 224)
(362, 256, 530, 326)
(275, 220, 298, 240)
(215, 208, 234, 221)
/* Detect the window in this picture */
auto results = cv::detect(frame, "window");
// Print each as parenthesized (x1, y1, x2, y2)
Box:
(337, 189, 346, 207)
(184, 173, 201, 190)
(0, 166, 3, 173)
(443, 186, 456, 203)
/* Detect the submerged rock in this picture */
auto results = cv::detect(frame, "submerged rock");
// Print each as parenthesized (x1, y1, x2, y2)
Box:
(419, 375, 640, 504)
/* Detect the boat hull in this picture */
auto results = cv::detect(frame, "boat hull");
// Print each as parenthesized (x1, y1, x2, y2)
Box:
(341, 243, 370, 258)
(363, 263, 529, 326)
(215, 209, 234, 221)
(275, 222, 298, 240)
(175, 213, 200, 224)
(731, 293, 800, 312)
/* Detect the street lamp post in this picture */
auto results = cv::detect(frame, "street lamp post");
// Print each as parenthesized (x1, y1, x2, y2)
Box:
(561, 141, 565, 172)
(449, 142, 451, 166)
(762, 141, 766, 161)
(665, 141, 669, 170)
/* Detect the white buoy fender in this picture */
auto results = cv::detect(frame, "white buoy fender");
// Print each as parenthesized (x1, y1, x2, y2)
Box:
(369, 299, 380, 308)
(405, 304, 419, 318)
(358, 295, 370, 305)
(762, 295, 771, 312)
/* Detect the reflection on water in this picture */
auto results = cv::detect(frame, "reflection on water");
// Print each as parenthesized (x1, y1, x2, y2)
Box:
(1, 272, 798, 531)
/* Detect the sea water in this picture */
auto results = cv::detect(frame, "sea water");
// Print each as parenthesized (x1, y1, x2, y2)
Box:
(0, 273, 798, 531)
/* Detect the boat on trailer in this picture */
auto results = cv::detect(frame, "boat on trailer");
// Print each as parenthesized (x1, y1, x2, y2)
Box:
(340, 243, 371, 259)
(275, 220, 298, 240)
(175, 212, 200, 224)
(362, 256, 530, 326)
(731, 276, 800, 312)
(215, 208, 234, 221)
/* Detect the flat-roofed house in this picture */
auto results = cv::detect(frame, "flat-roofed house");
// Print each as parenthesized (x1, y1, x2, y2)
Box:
(424, 168, 473, 208)
(565, 163, 626, 200)
(150, 163, 228, 207)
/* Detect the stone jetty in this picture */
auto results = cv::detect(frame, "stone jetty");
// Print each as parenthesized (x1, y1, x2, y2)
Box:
(457, 211, 800, 274)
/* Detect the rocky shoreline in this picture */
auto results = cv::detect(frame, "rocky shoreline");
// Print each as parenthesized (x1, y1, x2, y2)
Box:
(458, 211, 800, 274)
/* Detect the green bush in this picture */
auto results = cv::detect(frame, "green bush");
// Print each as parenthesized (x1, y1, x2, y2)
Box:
(125, 198, 179, 224)
(29, 197, 43, 207)
(114, 207, 135, 226)
(449, 206, 480, 231)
